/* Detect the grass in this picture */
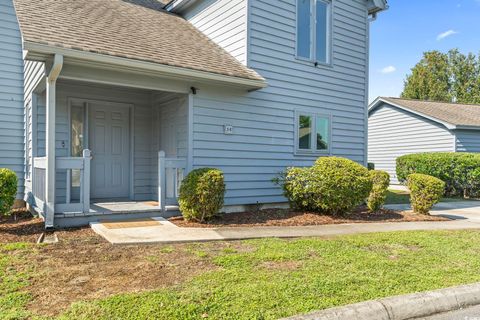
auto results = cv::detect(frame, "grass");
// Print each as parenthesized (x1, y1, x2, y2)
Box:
(6, 230, 480, 319)
(0, 243, 34, 320)
(385, 189, 475, 205)
(58, 231, 480, 319)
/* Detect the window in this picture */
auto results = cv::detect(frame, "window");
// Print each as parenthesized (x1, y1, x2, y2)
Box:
(296, 0, 331, 64)
(296, 112, 331, 153)
(70, 103, 86, 188)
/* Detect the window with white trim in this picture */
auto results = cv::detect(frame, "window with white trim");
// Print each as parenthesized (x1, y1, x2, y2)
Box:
(296, 0, 331, 64)
(296, 112, 331, 153)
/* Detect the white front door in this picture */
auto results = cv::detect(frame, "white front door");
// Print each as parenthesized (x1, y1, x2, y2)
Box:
(89, 102, 130, 199)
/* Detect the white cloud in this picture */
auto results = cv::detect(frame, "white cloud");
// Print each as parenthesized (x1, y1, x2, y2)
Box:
(380, 66, 396, 74)
(437, 30, 458, 41)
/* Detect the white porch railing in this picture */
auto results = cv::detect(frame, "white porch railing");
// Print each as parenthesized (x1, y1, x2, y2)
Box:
(32, 157, 47, 212)
(32, 149, 91, 214)
(158, 151, 187, 211)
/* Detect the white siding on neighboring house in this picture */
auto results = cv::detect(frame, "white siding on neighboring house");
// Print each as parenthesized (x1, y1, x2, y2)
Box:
(191, 0, 371, 207)
(183, 0, 248, 65)
(455, 130, 480, 152)
(368, 103, 455, 184)
(0, 0, 25, 199)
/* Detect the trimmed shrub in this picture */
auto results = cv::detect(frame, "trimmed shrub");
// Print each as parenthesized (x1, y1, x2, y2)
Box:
(367, 170, 390, 212)
(396, 152, 480, 197)
(178, 168, 225, 222)
(407, 173, 445, 214)
(0, 168, 18, 216)
(280, 157, 372, 215)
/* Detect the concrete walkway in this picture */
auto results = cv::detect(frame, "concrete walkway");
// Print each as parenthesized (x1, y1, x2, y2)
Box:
(90, 201, 480, 244)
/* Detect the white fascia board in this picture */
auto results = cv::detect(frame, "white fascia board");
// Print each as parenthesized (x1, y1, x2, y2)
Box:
(368, 97, 457, 130)
(23, 42, 267, 90)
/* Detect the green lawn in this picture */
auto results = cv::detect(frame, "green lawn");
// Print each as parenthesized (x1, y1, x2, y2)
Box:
(5, 230, 480, 319)
(0, 243, 34, 320)
(385, 189, 474, 205)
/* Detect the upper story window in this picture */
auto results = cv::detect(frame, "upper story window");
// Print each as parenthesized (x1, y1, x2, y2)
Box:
(296, 0, 331, 65)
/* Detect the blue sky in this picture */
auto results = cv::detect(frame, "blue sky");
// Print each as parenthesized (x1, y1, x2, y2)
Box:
(369, 0, 480, 102)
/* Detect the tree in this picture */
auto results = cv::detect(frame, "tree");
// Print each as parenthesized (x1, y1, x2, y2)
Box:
(401, 49, 480, 104)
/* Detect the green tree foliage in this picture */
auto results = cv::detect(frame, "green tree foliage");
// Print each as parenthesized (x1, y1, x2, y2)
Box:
(401, 49, 480, 104)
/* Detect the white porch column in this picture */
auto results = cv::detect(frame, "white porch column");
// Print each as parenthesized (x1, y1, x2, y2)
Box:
(158, 151, 166, 212)
(44, 54, 63, 228)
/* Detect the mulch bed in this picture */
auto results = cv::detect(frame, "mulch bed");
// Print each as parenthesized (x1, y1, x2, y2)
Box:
(0, 209, 45, 243)
(169, 206, 449, 228)
(0, 209, 95, 244)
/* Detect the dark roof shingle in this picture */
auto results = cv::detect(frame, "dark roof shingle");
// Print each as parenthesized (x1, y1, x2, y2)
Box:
(378, 97, 480, 127)
(13, 0, 264, 82)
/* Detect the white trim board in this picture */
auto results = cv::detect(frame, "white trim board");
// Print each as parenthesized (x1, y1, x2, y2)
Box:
(24, 42, 267, 91)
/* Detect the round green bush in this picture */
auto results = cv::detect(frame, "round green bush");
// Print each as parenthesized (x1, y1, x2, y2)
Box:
(0, 168, 18, 216)
(396, 152, 480, 197)
(282, 157, 372, 215)
(407, 173, 445, 215)
(367, 170, 390, 212)
(178, 168, 225, 222)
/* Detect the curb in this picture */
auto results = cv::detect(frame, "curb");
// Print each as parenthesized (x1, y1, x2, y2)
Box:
(282, 282, 480, 320)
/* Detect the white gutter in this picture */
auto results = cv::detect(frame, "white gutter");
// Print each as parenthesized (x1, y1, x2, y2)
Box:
(24, 42, 267, 90)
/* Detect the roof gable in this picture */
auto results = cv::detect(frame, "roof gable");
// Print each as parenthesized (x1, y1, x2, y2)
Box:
(369, 97, 480, 130)
(13, 0, 265, 85)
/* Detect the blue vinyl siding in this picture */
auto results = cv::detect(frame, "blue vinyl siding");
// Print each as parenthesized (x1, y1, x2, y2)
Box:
(191, 0, 371, 207)
(455, 130, 480, 153)
(0, 1, 25, 199)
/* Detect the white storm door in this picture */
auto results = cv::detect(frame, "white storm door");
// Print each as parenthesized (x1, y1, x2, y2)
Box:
(89, 103, 130, 199)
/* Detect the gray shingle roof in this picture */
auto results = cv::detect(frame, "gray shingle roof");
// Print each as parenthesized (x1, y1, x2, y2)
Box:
(13, 0, 264, 82)
(377, 97, 480, 128)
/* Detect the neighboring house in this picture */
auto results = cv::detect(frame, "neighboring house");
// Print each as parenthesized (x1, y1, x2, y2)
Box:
(369, 97, 480, 184)
(2, 0, 387, 228)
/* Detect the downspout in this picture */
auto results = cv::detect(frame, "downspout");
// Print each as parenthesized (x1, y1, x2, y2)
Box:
(44, 54, 63, 229)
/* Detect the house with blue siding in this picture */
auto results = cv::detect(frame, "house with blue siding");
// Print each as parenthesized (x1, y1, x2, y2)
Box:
(1, 0, 387, 228)
(369, 97, 480, 184)
(0, 1, 25, 202)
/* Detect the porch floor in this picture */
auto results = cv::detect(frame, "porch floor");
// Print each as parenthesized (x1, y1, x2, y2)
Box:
(92, 200, 180, 214)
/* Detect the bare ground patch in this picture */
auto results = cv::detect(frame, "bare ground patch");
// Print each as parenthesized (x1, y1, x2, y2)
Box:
(25, 234, 221, 316)
(1, 217, 226, 317)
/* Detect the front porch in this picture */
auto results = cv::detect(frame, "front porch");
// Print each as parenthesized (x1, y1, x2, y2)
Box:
(26, 71, 192, 227)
